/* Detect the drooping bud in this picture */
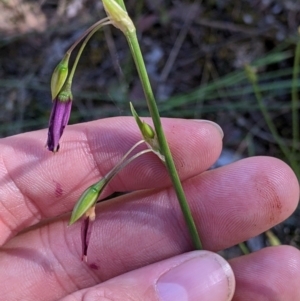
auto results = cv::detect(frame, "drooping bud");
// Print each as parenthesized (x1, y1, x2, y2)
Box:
(69, 179, 107, 225)
(47, 84, 73, 152)
(70, 176, 110, 262)
(70, 132, 155, 261)
(51, 53, 70, 100)
(102, 0, 135, 34)
(130, 102, 165, 161)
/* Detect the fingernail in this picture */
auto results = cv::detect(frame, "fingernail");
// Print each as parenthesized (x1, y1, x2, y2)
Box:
(194, 120, 224, 139)
(156, 252, 234, 301)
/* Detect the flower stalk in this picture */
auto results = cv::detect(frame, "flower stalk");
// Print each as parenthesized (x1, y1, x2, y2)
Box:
(47, 17, 112, 152)
(70, 141, 152, 260)
(69, 139, 147, 225)
(102, 0, 202, 250)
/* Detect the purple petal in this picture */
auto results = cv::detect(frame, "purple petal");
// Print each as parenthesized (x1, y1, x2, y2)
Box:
(47, 98, 72, 152)
(81, 216, 94, 262)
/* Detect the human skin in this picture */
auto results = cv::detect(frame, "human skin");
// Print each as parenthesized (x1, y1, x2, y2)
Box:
(0, 117, 299, 301)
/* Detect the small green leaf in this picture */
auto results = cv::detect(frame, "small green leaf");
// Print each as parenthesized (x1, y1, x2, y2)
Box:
(130, 102, 143, 131)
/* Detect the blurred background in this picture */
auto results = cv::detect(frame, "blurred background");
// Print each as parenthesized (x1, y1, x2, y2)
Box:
(0, 0, 299, 255)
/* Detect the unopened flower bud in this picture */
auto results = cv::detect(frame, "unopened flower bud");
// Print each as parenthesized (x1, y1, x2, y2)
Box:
(51, 53, 70, 99)
(130, 102, 165, 161)
(142, 121, 155, 139)
(102, 0, 135, 34)
(47, 85, 73, 152)
(69, 180, 106, 225)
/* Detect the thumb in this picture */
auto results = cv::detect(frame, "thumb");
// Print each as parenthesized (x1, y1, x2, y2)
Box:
(60, 251, 235, 301)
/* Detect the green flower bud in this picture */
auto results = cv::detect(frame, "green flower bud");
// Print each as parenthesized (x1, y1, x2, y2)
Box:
(102, 0, 135, 34)
(130, 102, 165, 162)
(69, 179, 106, 225)
(51, 53, 70, 99)
(130, 102, 155, 140)
(142, 121, 155, 139)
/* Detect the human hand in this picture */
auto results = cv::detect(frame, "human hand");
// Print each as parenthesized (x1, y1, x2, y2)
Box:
(0, 117, 299, 301)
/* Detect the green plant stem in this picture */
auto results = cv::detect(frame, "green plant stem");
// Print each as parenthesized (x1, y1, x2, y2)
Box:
(67, 19, 112, 84)
(238, 242, 250, 255)
(292, 36, 300, 155)
(251, 80, 299, 178)
(66, 17, 110, 54)
(265, 230, 281, 246)
(96, 148, 153, 204)
(125, 30, 202, 250)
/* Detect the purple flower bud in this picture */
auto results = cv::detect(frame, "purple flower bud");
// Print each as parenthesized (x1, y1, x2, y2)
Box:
(81, 215, 94, 262)
(47, 91, 72, 152)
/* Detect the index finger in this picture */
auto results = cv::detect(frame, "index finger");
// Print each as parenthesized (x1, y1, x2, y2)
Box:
(0, 117, 222, 245)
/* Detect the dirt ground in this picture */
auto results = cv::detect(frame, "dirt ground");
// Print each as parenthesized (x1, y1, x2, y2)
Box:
(0, 0, 299, 255)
